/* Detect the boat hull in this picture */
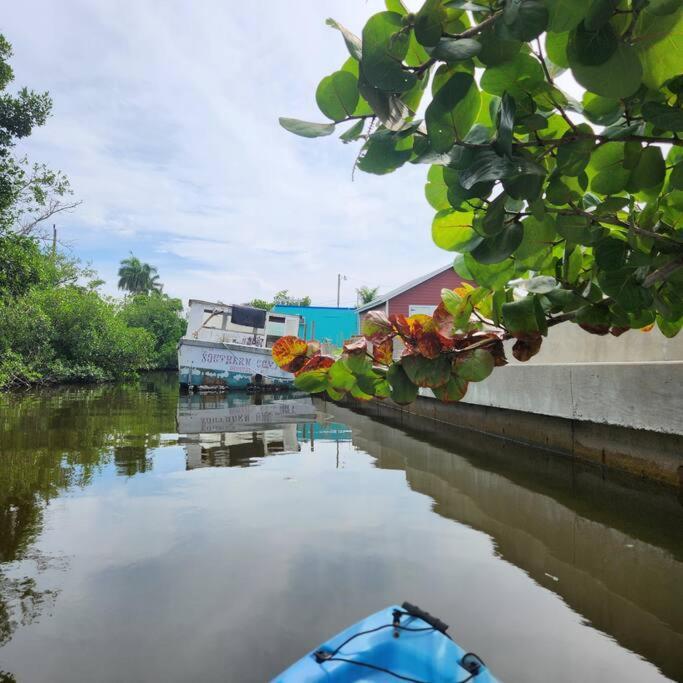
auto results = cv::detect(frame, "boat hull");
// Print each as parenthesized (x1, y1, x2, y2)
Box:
(178, 338, 294, 390)
(273, 604, 500, 682)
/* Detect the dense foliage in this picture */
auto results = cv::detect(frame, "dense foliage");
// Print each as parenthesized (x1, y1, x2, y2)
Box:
(249, 289, 312, 310)
(119, 293, 186, 368)
(277, 0, 683, 404)
(0, 236, 186, 389)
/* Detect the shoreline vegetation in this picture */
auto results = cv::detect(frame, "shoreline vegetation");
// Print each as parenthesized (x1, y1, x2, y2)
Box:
(0, 235, 186, 391)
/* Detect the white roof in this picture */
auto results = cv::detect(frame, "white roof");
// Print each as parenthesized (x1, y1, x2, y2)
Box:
(357, 264, 454, 313)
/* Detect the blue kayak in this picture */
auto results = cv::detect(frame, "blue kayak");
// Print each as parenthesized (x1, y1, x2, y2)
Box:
(273, 602, 501, 682)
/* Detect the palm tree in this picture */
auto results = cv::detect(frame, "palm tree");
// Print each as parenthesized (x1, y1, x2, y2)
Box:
(357, 286, 379, 305)
(117, 254, 163, 294)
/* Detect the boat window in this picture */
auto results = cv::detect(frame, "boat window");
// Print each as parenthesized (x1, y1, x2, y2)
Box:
(202, 309, 227, 330)
(265, 335, 280, 348)
(268, 315, 286, 324)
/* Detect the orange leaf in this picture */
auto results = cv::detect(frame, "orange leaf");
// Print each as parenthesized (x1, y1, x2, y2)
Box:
(639, 324, 654, 333)
(272, 336, 309, 371)
(373, 338, 393, 365)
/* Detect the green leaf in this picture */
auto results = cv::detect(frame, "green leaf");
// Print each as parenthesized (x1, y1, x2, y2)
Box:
(454, 349, 494, 381)
(431, 37, 482, 61)
(425, 72, 481, 152)
(545, 31, 570, 68)
(584, 0, 618, 30)
(641, 102, 683, 132)
(463, 254, 516, 289)
(326, 18, 363, 61)
(502, 295, 547, 337)
(471, 221, 524, 264)
(477, 27, 522, 66)
(494, 92, 515, 158)
(415, 0, 447, 47)
(328, 360, 356, 391)
(459, 148, 545, 189)
(386, 0, 409, 15)
(358, 73, 410, 130)
(567, 21, 617, 66)
(294, 369, 329, 392)
(316, 71, 359, 122)
(636, 8, 683, 90)
(556, 126, 595, 176)
(402, 354, 451, 388)
(358, 130, 412, 174)
(670, 162, 683, 190)
(480, 193, 507, 236)
(628, 146, 665, 190)
(279, 118, 336, 138)
(582, 92, 622, 126)
(432, 209, 481, 251)
(361, 12, 417, 93)
(594, 237, 627, 271)
(571, 42, 643, 99)
(545, 0, 591, 32)
(556, 214, 605, 244)
(514, 215, 556, 261)
(481, 53, 545, 98)
(425, 165, 450, 210)
(502, 0, 549, 41)
(432, 374, 469, 401)
(340, 119, 365, 143)
(387, 364, 419, 404)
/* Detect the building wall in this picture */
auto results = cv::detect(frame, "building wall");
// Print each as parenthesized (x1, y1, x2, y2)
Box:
(272, 305, 358, 346)
(387, 268, 466, 317)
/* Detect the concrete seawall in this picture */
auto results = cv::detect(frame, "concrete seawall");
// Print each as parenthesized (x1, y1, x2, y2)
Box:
(333, 361, 683, 486)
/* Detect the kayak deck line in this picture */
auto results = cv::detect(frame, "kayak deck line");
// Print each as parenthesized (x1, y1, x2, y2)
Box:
(273, 602, 501, 682)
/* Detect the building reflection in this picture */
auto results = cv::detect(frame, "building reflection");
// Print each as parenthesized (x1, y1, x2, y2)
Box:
(323, 401, 683, 683)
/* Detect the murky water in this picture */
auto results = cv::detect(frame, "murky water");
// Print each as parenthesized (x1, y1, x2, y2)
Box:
(0, 373, 682, 683)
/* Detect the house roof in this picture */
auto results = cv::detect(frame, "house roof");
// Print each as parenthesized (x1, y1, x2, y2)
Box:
(357, 264, 454, 313)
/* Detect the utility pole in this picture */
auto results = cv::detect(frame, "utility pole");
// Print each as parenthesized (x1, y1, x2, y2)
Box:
(336, 273, 347, 307)
(52, 224, 57, 257)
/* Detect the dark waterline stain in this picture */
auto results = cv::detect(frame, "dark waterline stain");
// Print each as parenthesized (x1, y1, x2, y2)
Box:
(0, 372, 681, 683)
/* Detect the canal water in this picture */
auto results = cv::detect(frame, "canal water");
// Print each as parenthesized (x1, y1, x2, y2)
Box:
(0, 373, 681, 683)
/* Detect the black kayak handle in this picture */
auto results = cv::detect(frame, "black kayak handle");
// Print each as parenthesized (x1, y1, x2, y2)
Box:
(401, 602, 449, 634)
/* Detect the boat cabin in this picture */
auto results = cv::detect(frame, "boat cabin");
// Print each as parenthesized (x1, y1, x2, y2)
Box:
(184, 299, 300, 348)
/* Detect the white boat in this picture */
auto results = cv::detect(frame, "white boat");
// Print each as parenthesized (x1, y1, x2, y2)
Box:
(177, 299, 302, 391)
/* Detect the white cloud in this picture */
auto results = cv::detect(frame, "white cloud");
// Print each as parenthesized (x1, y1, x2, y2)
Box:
(5, 0, 445, 306)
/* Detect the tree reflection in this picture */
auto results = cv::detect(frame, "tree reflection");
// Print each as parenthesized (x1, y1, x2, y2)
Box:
(0, 372, 177, 655)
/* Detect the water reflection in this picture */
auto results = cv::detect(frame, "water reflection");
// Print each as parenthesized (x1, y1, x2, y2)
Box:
(0, 374, 681, 683)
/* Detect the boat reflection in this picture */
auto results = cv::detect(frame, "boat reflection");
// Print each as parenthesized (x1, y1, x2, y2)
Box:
(177, 392, 320, 469)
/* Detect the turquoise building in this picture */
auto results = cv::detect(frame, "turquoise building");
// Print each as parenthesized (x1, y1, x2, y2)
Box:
(271, 306, 358, 347)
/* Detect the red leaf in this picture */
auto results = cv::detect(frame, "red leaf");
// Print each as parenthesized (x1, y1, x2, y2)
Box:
(417, 332, 442, 359)
(361, 310, 393, 342)
(296, 355, 335, 376)
(272, 336, 309, 371)
(579, 323, 610, 336)
(609, 327, 630, 337)
(512, 335, 543, 362)
(372, 338, 393, 365)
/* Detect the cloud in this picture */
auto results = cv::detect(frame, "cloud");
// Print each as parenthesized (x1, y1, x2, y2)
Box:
(5, 0, 445, 306)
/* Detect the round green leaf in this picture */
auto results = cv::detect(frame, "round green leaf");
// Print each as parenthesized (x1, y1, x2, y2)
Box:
(470, 221, 524, 264)
(670, 162, 683, 190)
(425, 165, 450, 210)
(402, 354, 451, 388)
(477, 27, 522, 66)
(571, 42, 643, 98)
(545, 31, 570, 68)
(627, 146, 665, 190)
(431, 38, 482, 61)
(425, 72, 481, 152)
(502, 0, 549, 41)
(279, 118, 336, 138)
(636, 8, 683, 89)
(432, 374, 469, 401)
(463, 253, 516, 289)
(594, 237, 627, 271)
(432, 209, 481, 251)
(567, 21, 617, 66)
(454, 349, 494, 382)
(514, 215, 556, 261)
(294, 369, 329, 393)
(387, 364, 419, 404)
(361, 12, 417, 93)
(546, 0, 592, 32)
(582, 92, 623, 126)
(481, 53, 545, 97)
(641, 102, 683, 132)
(415, 0, 446, 47)
(316, 71, 359, 122)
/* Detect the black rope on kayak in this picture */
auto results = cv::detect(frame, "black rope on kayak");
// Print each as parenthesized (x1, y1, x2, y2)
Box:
(323, 657, 431, 683)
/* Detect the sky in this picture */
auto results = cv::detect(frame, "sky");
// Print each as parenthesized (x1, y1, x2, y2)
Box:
(4, 0, 451, 307)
